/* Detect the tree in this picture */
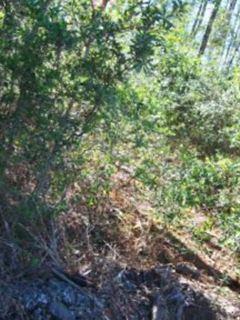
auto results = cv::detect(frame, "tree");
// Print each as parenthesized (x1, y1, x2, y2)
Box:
(0, 0, 183, 223)
(198, 0, 222, 55)
(191, 0, 208, 37)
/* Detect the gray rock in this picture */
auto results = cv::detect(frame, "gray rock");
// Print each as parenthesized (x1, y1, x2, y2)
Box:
(49, 301, 76, 320)
(22, 289, 49, 311)
(0, 266, 224, 320)
(152, 294, 169, 320)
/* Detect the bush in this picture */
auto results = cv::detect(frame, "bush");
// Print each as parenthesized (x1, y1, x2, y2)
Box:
(158, 51, 240, 155)
(154, 153, 240, 250)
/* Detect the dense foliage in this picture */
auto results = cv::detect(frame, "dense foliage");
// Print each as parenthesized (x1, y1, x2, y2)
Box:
(1, 0, 240, 272)
(0, 0, 182, 217)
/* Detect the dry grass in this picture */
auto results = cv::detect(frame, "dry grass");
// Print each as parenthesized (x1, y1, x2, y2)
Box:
(50, 167, 240, 294)
(1, 164, 240, 305)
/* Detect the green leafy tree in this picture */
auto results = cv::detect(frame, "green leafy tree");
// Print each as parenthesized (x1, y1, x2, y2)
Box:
(0, 0, 183, 224)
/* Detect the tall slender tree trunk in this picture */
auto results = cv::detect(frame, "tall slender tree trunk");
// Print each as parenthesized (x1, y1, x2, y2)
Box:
(224, 17, 240, 65)
(229, 0, 238, 12)
(227, 41, 240, 69)
(192, 0, 208, 37)
(219, 0, 239, 66)
(191, 0, 204, 34)
(198, 0, 222, 55)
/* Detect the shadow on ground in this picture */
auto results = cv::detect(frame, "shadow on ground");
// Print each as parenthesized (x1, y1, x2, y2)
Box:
(0, 262, 224, 320)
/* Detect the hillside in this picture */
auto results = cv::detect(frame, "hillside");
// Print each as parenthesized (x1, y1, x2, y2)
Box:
(1, 0, 240, 319)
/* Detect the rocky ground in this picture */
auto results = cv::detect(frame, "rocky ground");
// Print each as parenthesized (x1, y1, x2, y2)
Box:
(0, 262, 239, 320)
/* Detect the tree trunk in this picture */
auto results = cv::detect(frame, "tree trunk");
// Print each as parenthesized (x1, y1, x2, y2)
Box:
(192, 0, 208, 37)
(219, 0, 239, 66)
(191, 0, 204, 35)
(227, 41, 240, 69)
(229, 0, 238, 12)
(198, 0, 222, 55)
(224, 16, 240, 65)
